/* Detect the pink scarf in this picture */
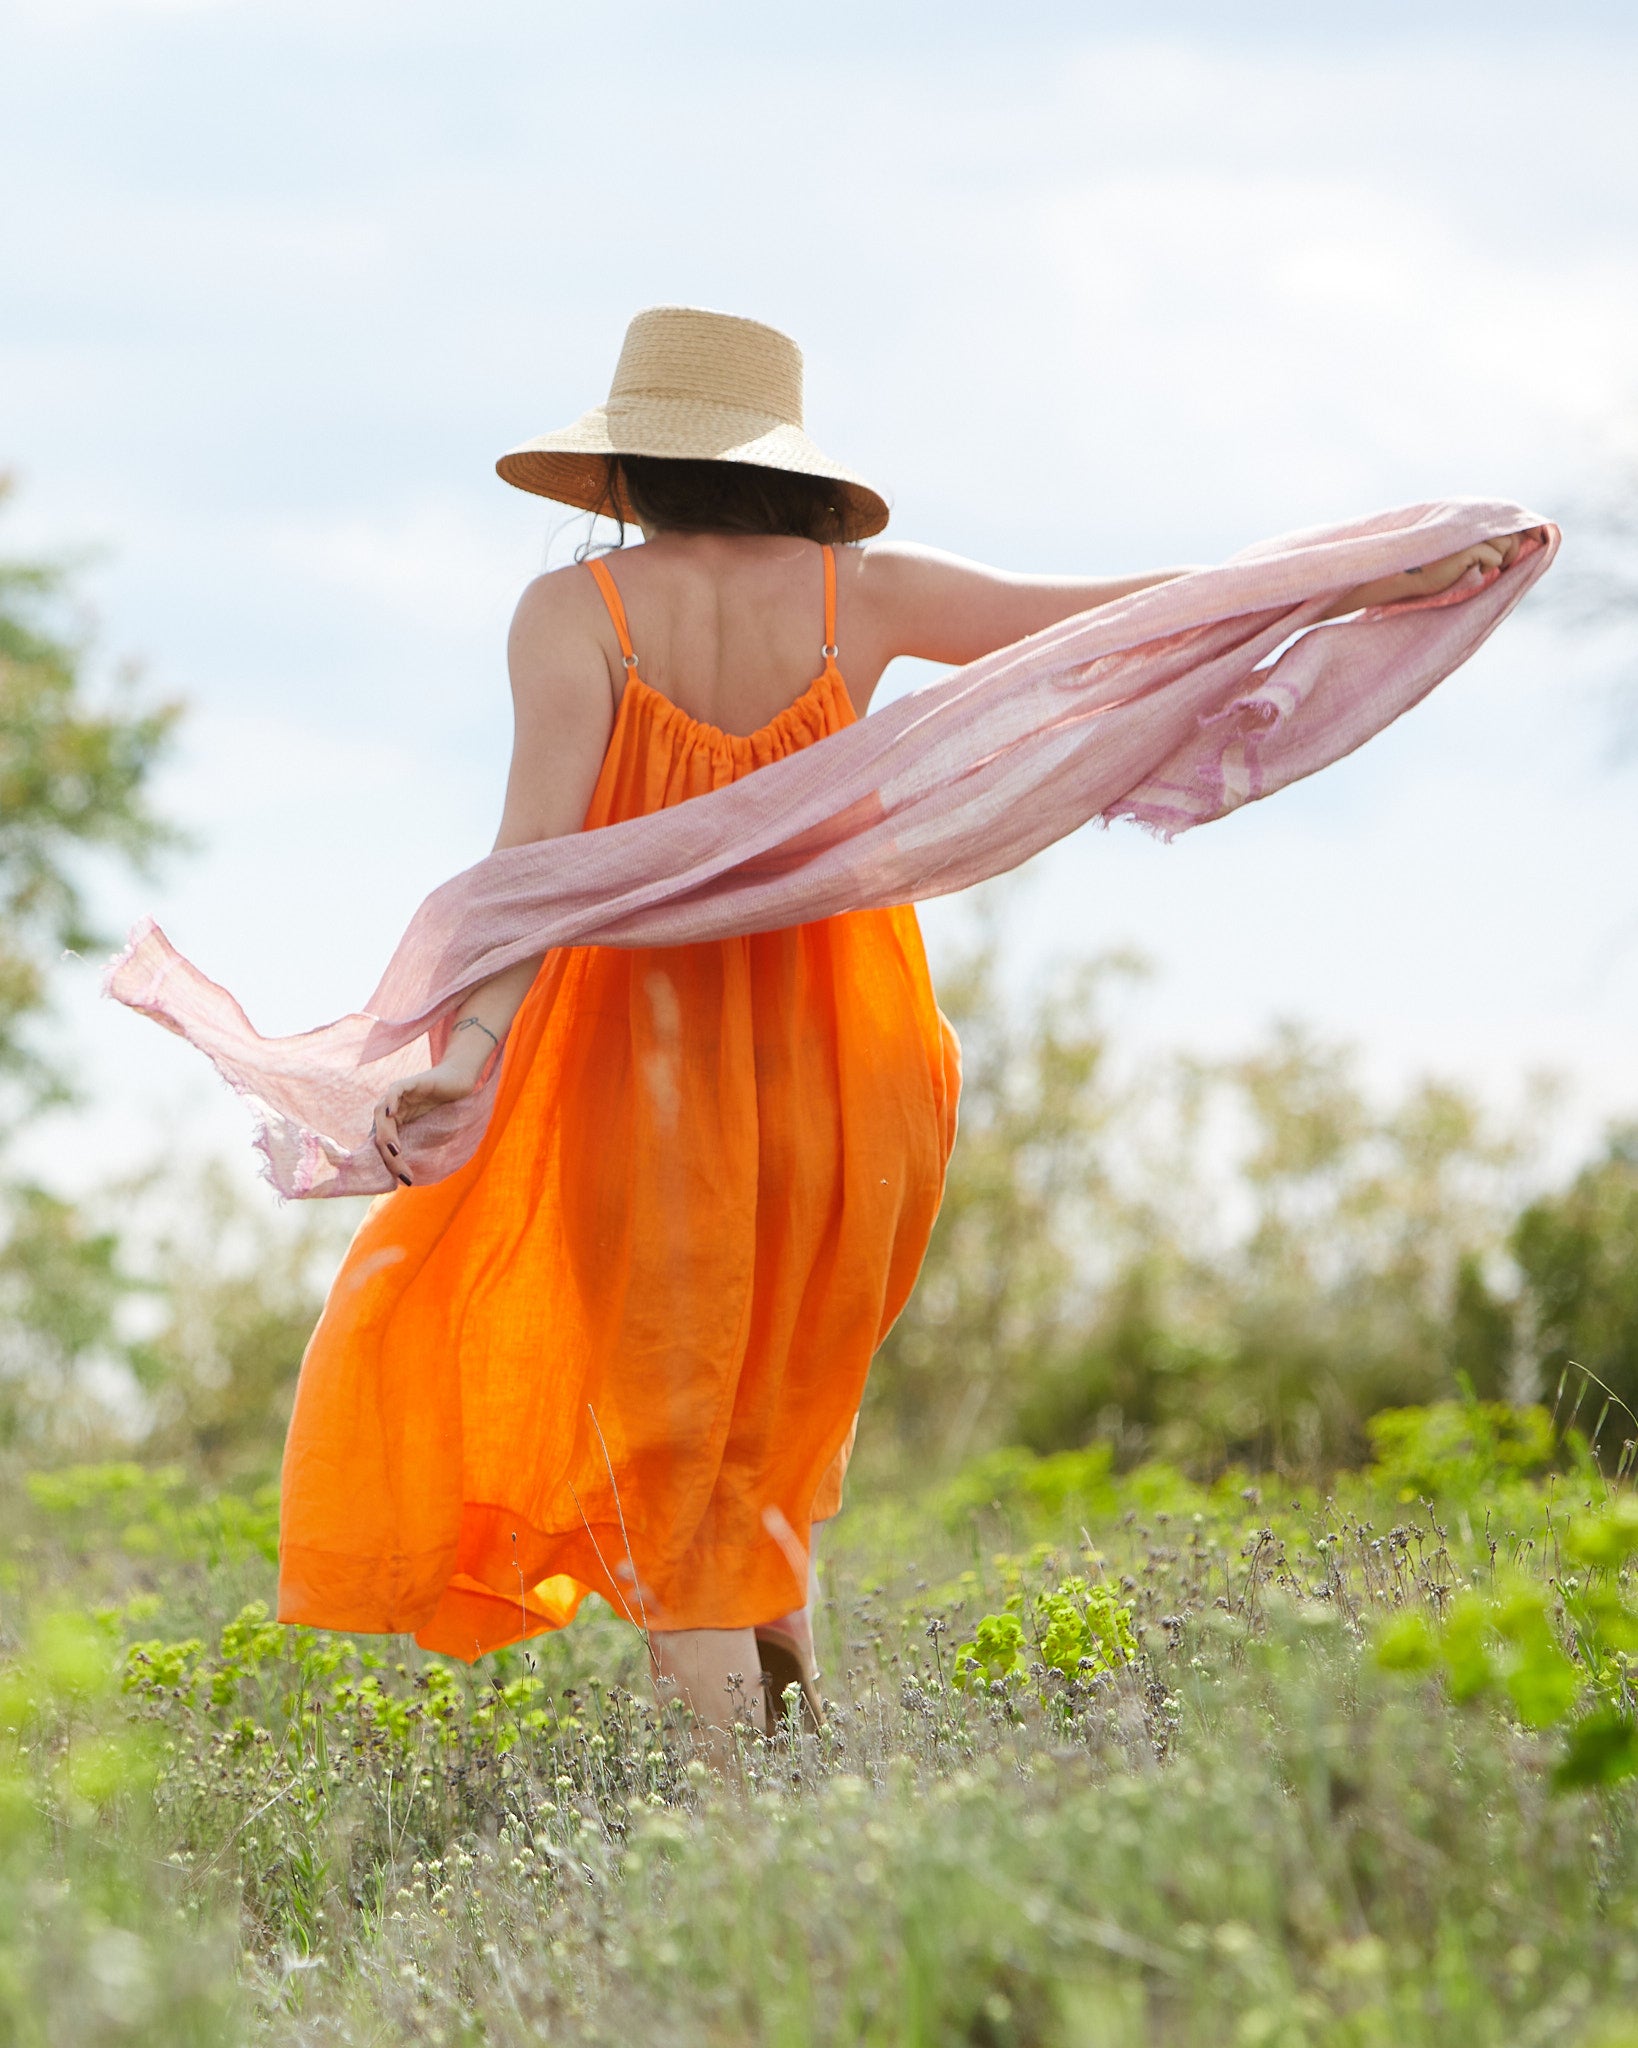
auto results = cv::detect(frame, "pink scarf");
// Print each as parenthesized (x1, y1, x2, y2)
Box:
(107, 500, 1555, 1199)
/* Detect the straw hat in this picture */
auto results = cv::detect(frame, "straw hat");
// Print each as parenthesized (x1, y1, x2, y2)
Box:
(495, 305, 889, 540)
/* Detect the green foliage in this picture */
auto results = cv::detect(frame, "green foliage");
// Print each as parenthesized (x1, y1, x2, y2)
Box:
(122, 1635, 202, 1697)
(1370, 1479, 1638, 1788)
(930, 1440, 1117, 1528)
(1371, 1609, 1439, 1675)
(0, 1603, 238, 2046)
(1566, 1494, 1638, 1570)
(1365, 1397, 1558, 1502)
(26, 1460, 280, 1566)
(1554, 1707, 1638, 1791)
(1034, 1576, 1137, 1681)
(952, 1611, 1026, 1689)
(216, 1599, 282, 1671)
(11, 1405, 1638, 2042)
(953, 1574, 1136, 1698)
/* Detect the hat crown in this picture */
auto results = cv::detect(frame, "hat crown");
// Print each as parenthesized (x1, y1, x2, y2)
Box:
(608, 306, 804, 428)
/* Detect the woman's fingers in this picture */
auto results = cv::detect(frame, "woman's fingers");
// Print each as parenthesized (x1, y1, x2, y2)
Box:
(1437, 543, 1501, 585)
(372, 1098, 413, 1187)
(371, 1065, 470, 1186)
(1396, 532, 1531, 608)
(385, 1084, 425, 1130)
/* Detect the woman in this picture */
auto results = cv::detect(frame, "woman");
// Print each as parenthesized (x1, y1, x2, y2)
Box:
(300, 306, 1526, 1744)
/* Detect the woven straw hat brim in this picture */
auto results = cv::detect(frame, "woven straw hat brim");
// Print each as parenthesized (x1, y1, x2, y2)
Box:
(497, 398, 889, 541)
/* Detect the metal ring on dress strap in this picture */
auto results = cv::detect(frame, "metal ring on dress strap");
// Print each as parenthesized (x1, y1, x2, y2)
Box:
(622, 653, 639, 669)
(822, 644, 839, 661)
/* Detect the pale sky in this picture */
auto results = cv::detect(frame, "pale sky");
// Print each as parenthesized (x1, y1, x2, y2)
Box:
(4, 0, 1637, 1199)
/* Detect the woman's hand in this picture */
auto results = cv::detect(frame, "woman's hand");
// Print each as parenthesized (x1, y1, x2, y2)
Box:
(373, 1039, 490, 1187)
(1390, 529, 1532, 597)
(1323, 527, 1545, 620)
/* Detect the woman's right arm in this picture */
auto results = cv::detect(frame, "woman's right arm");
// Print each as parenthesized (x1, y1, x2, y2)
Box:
(372, 571, 616, 1182)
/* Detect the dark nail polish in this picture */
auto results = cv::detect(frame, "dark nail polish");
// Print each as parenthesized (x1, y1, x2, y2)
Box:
(386, 1143, 398, 1156)
(398, 1174, 412, 1187)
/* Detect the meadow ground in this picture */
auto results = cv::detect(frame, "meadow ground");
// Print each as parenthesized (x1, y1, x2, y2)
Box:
(5, 1399, 1638, 2047)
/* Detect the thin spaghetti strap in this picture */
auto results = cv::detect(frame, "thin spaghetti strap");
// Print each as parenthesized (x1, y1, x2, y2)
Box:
(821, 544, 838, 662)
(585, 557, 640, 675)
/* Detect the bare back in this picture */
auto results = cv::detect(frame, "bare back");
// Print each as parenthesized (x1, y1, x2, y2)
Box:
(586, 534, 861, 737)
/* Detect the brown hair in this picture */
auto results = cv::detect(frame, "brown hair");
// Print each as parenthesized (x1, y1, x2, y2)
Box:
(600, 454, 852, 546)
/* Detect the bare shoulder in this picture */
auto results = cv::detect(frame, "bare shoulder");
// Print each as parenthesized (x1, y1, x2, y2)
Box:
(506, 563, 612, 698)
(839, 540, 1025, 670)
(493, 564, 618, 848)
(850, 538, 993, 577)
(847, 539, 1005, 606)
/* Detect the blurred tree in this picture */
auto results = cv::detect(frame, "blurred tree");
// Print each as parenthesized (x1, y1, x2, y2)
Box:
(0, 1182, 134, 1453)
(868, 935, 1541, 1482)
(1011, 1256, 1223, 1464)
(0, 476, 185, 1462)
(0, 473, 181, 1120)
(0, 1158, 352, 1474)
(1512, 1126, 1638, 1465)
(1448, 1251, 1517, 1404)
(865, 927, 1142, 1473)
(1203, 1034, 1531, 1469)
(126, 1163, 351, 1482)
(1478, 452, 1638, 1452)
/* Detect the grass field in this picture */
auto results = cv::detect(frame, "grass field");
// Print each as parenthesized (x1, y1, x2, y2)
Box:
(5, 1398, 1638, 2046)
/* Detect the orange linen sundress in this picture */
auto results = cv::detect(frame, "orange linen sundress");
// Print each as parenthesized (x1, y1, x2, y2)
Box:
(277, 545, 961, 1660)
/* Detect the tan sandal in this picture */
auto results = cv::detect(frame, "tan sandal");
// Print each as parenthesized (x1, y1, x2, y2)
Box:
(755, 1627, 824, 1736)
